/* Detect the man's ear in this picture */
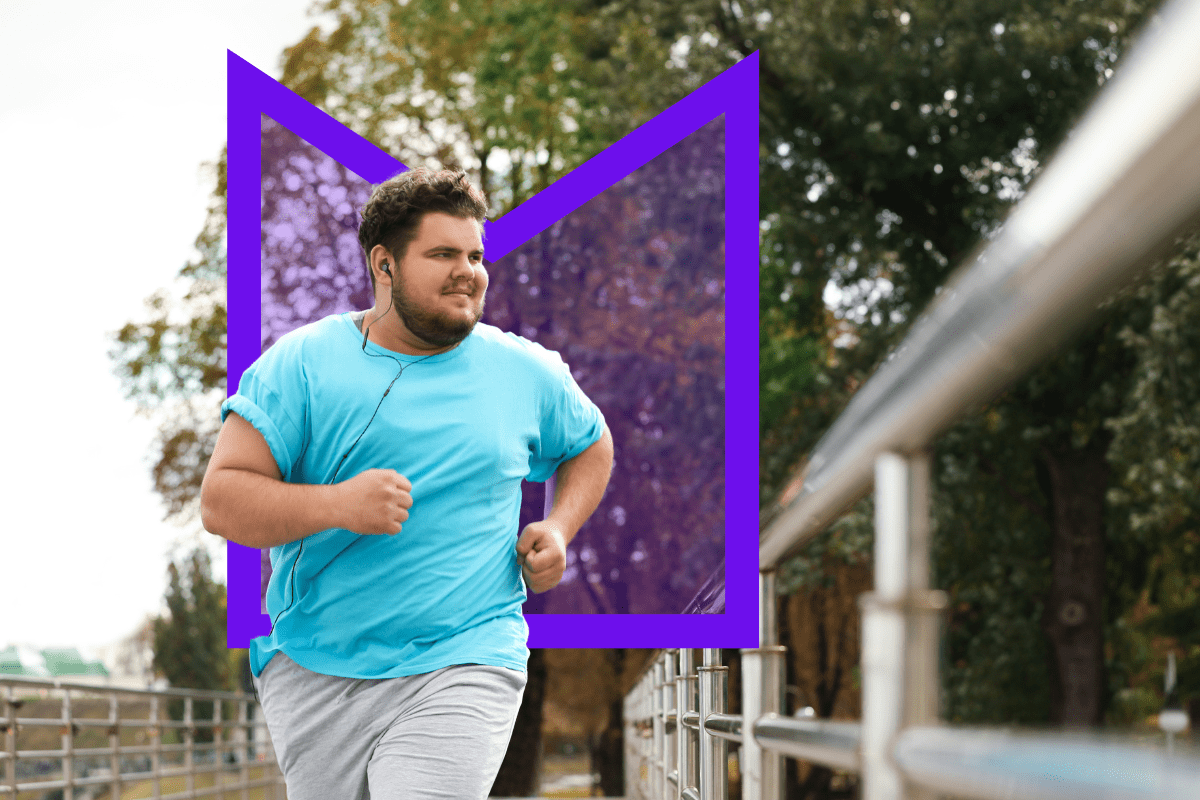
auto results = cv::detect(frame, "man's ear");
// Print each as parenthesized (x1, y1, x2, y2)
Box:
(369, 244, 393, 284)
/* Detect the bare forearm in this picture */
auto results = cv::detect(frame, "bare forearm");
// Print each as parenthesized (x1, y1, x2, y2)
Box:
(544, 427, 614, 543)
(200, 469, 345, 549)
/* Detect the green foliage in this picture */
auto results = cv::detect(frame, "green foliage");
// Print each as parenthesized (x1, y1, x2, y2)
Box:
(925, 237, 1200, 724)
(777, 496, 873, 594)
(694, 0, 1193, 727)
(933, 411, 1054, 723)
(281, 0, 678, 211)
(152, 548, 235, 740)
(720, 0, 1183, 727)
(1104, 237, 1200, 709)
(154, 548, 228, 687)
(1108, 240, 1200, 541)
(740, 0, 1152, 504)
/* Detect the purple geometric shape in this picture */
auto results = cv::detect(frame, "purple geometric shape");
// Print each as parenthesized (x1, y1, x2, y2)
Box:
(257, 116, 725, 617)
(227, 49, 759, 648)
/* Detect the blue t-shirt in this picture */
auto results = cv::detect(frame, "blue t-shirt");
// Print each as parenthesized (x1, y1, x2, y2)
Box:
(222, 313, 606, 679)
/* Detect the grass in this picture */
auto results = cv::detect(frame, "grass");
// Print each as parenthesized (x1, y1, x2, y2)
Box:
(116, 765, 285, 799)
(539, 751, 598, 798)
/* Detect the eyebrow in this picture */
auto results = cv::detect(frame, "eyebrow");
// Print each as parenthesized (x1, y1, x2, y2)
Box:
(424, 245, 485, 256)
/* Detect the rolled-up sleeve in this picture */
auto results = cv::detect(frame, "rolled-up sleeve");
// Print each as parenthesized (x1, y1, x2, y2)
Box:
(221, 339, 308, 482)
(527, 361, 605, 484)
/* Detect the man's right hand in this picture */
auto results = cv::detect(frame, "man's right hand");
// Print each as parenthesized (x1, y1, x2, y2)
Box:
(336, 468, 413, 535)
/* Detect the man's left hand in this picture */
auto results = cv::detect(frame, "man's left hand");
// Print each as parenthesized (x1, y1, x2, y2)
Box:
(516, 521, 567, 594)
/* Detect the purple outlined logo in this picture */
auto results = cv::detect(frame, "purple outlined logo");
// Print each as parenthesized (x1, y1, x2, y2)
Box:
(226, 50, 759, 648)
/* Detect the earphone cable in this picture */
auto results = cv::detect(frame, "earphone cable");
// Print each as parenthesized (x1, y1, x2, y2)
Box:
(268, 298, 437, 637)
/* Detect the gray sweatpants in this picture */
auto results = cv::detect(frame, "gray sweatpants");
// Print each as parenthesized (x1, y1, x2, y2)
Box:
(253, 652, 526, 799)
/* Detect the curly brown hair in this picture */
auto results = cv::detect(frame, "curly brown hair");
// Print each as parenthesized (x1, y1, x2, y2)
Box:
(357, 168, 489, 289)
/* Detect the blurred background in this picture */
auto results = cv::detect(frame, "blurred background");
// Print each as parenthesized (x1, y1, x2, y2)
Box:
(5, 0, 1199, 797)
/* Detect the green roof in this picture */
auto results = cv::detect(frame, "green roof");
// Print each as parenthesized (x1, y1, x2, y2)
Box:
(0, 646, 108, 678)
(41, 648, 109, 677)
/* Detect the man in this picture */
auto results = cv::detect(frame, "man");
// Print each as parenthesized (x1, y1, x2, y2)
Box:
(200, 168, 613, 799)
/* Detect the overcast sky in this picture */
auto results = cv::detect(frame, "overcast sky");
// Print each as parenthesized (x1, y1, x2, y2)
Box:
(0, 0, 326, 657)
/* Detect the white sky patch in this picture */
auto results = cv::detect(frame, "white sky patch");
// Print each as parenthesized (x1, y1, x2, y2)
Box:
(823, 281, 845, 308)
(669, 36, 692, 69)
(0, 0, 320, 655)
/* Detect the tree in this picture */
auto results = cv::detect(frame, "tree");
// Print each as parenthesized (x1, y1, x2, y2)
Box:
(539, 648, 630, 794)
(152, 547, 236, 743)
(111, 155, 227, 520)
(492, 649, 547, 796)
(1103, 239, 1200, 724)
(666, 0, 1164, 731)
(280, 0, 645, 207)
(776, 518, 872, 799)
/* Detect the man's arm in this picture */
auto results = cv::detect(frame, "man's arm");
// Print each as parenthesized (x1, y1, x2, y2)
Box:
(516, 425, 615, 593)
(200, 412, 414, 549)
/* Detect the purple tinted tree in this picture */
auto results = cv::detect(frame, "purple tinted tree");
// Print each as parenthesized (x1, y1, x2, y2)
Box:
(257, 115, 726, 614)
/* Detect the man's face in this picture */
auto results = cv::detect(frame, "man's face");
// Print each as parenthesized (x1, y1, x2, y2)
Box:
(390, 211, 488, 348)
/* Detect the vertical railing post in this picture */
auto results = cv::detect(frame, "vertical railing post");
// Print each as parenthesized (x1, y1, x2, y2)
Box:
(61, 688, 74, 800)
(663, 651, 678, 799)
(651, 670, 658, 798)
(742, 570, 787, 800)
(633, 671, 643, 796)
(637, 669, 653, 800)
(649, 670, 657, 799)
(860, 452, 945, 800)
(698, 649, 728, 800)
(239, 699, 250, 800)
(5, 684, 18, 799)
(902, 454, 941, 737)
(184, 696, 195, 798)
(109, 694, 121, 800)
(653, 658, 666, 799)
(211, 693, 222, 799)
(150, 694, 162, 800)
(677, 649, 698, 799)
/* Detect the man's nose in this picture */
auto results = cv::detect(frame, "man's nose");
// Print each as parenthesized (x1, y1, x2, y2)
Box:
(449, 256, 479, 280)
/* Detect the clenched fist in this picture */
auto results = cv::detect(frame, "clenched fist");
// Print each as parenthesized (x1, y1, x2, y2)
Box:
(516, 521, 567, 593)
(336, 468, 413, 535)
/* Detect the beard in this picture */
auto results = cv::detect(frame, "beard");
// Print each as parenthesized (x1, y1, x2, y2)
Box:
(391, 273, 485, 348)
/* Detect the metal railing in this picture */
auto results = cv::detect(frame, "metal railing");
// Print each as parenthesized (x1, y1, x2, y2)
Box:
(626, 0, 1200, 797)
(2, 675, 284, 800)
(627, 643, 1200, 800)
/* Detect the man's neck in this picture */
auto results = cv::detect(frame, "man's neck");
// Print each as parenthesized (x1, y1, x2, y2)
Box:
(356, 307, 461, 356)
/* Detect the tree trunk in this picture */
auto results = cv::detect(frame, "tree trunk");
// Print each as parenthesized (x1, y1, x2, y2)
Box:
(592, 649, 626, 796)
(1039, 434, 1110, 726)
(779, 593, 836, 800)
(491, 648, 546, 796)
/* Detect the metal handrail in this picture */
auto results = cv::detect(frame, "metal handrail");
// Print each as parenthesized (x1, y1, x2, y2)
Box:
(2, 674, 284, 800)
(753, 714, 861, 772)
(0, 674, 253, 701)
(627, 674, 1200, 800)
(703, 713, 742, 743)
(625, 0, 1200, 798)
(894, 726, 1200, 800)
